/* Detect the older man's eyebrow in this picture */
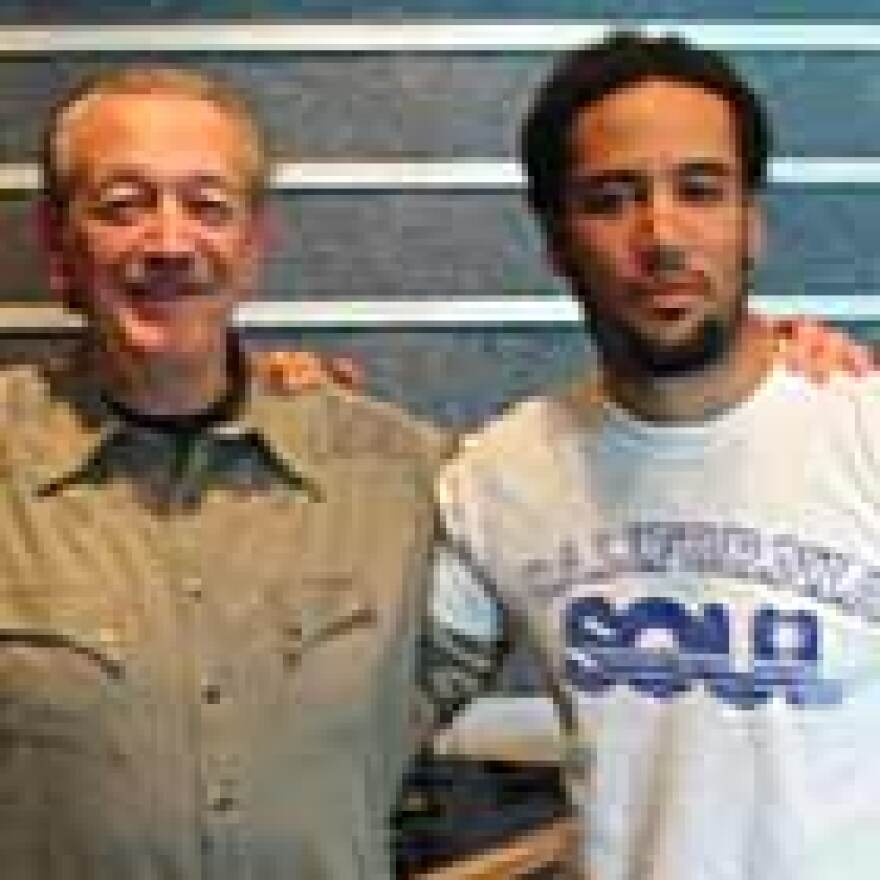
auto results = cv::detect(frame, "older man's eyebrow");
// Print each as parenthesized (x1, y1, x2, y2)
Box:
(675, 160, 736, 179)
(182, 172, 240, 190)
(86, 169, 149, 194)
(85, 169, 242, 193)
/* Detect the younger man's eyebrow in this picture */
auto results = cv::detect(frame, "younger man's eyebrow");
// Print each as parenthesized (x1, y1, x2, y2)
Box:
(568, 170, 644, 188)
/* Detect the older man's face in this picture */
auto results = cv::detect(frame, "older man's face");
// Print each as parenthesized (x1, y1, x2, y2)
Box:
(50, 92, 261, 364)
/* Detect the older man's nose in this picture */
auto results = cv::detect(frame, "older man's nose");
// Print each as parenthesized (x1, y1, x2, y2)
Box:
(143, 195, 197, 258)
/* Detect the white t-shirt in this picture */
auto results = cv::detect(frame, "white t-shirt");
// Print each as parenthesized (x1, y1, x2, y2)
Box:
(432, 367, 880, 880)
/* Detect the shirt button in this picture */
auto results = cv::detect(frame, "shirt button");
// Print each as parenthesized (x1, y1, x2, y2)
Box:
(209, 795, 237, 814)
(180, 576, 203, 601)
(202, 683, 223, 705)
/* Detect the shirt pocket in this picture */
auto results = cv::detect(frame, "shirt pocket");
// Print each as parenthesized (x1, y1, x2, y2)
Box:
(0, 618, 136, 808)
(0, 619, 151, 863)
(277, 572, 380, 715)
(0, 624, 126, 684)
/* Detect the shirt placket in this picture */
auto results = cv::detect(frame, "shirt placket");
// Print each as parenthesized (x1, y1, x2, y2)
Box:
(165, 430, 252, 880)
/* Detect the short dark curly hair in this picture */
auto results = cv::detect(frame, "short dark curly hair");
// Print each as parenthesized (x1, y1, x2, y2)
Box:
(521, 31, 771, 239)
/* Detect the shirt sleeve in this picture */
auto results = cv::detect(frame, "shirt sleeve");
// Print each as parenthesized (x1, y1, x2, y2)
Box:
(417, 538, 509, 730)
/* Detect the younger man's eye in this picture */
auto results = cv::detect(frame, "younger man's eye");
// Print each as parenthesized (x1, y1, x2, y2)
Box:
(569, 179, 639, 215)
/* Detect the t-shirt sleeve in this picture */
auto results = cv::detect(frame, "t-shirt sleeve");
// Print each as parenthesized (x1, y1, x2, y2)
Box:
(853, 375, 880, 484)
(417, 538, 509, 730)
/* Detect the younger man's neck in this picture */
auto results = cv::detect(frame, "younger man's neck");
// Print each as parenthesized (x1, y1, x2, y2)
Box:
(601, 315, 777, 424)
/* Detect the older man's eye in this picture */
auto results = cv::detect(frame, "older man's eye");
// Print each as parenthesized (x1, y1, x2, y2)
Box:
(677, 175, 726, 204)
(88, 181, 151, 223)
(188, 197, 236, 226)
(92, 196, 148, 224)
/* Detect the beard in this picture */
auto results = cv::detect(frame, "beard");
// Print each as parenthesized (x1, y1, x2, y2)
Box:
(585, 289, 746, 379)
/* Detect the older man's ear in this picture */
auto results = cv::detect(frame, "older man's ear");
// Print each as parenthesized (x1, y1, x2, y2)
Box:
(33, 197, 79, 310)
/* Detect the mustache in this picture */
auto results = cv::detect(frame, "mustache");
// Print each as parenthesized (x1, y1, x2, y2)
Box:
(117, 259, 216, 300)
(633, 245, 712, 297)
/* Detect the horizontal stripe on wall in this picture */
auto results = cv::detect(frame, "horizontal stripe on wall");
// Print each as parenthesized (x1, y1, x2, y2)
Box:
(2, 295, 878, 332)
(6, 159, 880, 191)
(0, 3, 878, 24)
(6, 22, 880, 52)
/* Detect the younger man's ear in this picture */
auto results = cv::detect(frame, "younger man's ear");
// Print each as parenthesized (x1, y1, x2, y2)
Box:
(546, 223, 576, 281)
(745, 198, 765, 267)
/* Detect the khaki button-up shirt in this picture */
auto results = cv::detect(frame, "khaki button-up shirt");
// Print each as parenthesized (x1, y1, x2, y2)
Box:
(0, 357, 448, 879)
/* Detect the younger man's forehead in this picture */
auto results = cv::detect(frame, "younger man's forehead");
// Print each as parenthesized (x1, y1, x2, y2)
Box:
(566, 78, 743, 173)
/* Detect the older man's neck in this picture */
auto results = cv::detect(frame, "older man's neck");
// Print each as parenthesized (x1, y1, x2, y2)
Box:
(94, 344, 233, 419)
(601, 316, 777, 424)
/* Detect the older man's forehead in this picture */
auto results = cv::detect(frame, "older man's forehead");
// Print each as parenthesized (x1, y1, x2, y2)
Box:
(61, 91, 255, 190)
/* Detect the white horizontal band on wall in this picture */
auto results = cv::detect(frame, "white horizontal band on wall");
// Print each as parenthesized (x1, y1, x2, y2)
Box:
(1, 295, 879, 333)
(276, 159, 880, 188)
(4, 22, 880, 53)
(271, 161, 523, 190)
(5, 159, 880, 193)
(237, 295, 880, 324)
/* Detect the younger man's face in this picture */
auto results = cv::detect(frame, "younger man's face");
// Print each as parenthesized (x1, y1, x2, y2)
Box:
(553, 78, 763, 376)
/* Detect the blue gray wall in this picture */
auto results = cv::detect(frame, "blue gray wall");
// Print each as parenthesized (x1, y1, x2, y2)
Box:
(1, 4, 879, 430)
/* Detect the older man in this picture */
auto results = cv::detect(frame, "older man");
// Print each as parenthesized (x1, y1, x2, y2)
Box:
(0, 66, 449, 879)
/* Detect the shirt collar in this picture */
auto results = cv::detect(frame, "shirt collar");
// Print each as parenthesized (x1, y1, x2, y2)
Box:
(34, 340, 321, 501)
(204, 386, 323, 500)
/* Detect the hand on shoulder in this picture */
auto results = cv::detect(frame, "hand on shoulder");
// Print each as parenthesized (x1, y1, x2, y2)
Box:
(770, 315, 875, 382)
(251, 350, 364, 393)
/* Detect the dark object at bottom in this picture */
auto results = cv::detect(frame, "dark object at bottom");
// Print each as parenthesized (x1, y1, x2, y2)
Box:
(392, 755, 569, 877)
